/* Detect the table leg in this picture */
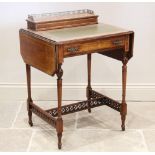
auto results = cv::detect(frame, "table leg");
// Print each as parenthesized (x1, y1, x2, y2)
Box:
(86, 54, 92, 113)
(26, 64, 33, 127)
(121, 57, 128, 131)
(56, 64, 63, 149)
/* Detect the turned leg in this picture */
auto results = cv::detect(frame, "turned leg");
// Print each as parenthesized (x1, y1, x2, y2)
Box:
(86, 54, 92, 113)
(56, 64, 63, 149)
(26, 64, 33, 127)
(120, 57, 128, 131)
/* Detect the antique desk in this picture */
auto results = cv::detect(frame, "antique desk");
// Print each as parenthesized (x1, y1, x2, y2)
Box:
(19, 10, 134, 149)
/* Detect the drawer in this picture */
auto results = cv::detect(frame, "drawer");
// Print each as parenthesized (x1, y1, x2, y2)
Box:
(64, 36, 129, 57)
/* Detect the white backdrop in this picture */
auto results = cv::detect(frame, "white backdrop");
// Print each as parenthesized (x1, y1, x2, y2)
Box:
(0, 2, 155, 100)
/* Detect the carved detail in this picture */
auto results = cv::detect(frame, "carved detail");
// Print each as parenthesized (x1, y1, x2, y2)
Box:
(56, 63, 63, 149)
(46, 89, 121, 117)
(31, 103, 56, 127)
(56, 64, 63, 80)
(122, 55, 128, 65)
(47, 97, 104, 117)
(90, 90, 121, 112)
(121, 54, 128, 131)
(19, 29, 55, 44)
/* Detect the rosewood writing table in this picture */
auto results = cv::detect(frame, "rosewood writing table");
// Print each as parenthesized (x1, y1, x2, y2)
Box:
(19, 10, 134, 149)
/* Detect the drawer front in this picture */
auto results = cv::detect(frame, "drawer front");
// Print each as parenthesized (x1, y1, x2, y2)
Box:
(64, 36, 128, 57)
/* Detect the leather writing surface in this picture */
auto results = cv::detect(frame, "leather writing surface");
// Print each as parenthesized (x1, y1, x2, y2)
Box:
(25, 23, 130, 43)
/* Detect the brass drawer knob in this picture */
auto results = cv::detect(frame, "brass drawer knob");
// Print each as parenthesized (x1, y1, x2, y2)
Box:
(112, 40, 123, 46)
(67, 47, 79, 52)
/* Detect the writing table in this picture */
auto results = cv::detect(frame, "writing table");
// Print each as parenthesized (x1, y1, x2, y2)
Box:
(19, 10, 134, 149)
